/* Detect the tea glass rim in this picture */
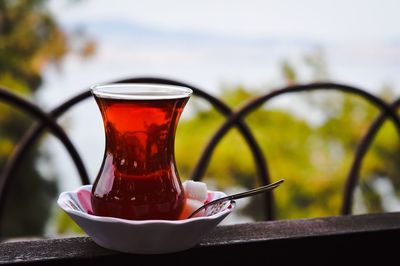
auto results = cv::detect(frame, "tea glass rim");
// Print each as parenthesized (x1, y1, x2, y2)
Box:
(90, 83, 193, 100)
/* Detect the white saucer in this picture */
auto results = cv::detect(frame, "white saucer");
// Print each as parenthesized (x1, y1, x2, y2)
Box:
(57, 185, 234, 254)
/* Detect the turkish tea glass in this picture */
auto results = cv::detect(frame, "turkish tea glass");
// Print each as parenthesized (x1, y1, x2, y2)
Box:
(90, 83, 192, 220)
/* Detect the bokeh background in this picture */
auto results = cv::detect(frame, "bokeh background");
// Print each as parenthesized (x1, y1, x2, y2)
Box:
(1, 0, 400, 238)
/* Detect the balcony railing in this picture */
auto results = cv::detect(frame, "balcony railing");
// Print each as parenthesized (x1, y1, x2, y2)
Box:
(1, 212, 400, 264)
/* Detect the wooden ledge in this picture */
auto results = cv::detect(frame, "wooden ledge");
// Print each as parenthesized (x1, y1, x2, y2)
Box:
(1, 212, 400, 265)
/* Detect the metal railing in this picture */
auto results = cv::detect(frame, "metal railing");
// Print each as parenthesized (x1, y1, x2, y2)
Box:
(0, 77, 399, 233)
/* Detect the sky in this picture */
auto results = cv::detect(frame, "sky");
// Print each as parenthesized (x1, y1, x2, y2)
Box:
(41, 0, 400, 216)
(45, 0, 400, 96)
(50, 0, 400, 42)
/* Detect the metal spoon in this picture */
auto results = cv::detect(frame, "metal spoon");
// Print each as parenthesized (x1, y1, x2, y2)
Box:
(187, 179, 285, 219)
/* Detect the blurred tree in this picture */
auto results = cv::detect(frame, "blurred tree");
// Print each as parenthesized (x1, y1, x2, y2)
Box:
(176, 86, 399, 221)
(304, 48, 329, 81)
(174, 50, 400, 221)
(281, 60, 297, 85)
(0, 0, 95, 237)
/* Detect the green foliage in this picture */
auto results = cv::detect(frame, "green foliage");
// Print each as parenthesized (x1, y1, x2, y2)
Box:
(176, 52, 399, 222)
(176, 81, 400, 221)
(0, 0, 68, 91)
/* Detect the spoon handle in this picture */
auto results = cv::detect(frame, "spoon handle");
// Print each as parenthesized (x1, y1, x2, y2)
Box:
(225, 179, 284, 201)
(187, 179, 284, 219)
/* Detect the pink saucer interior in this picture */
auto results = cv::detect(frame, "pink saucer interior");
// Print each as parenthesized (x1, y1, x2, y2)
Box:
(76, 189, 93, 214)
(74, 186, 223, 218)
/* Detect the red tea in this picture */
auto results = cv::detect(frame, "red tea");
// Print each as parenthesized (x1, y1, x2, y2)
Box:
(91, 92, 189, 220)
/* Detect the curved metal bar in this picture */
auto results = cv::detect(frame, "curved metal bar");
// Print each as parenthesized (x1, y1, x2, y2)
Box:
(342, 98, 400, 214)
(113, 77, 274, 219)
(4, 77, 273, 219)
(1, 91, 93, 189)
(0, 87, 90, 234)
(195, 82, 400, 217)
(1, 80, 395, 224)
(6, 78, 270, 185)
